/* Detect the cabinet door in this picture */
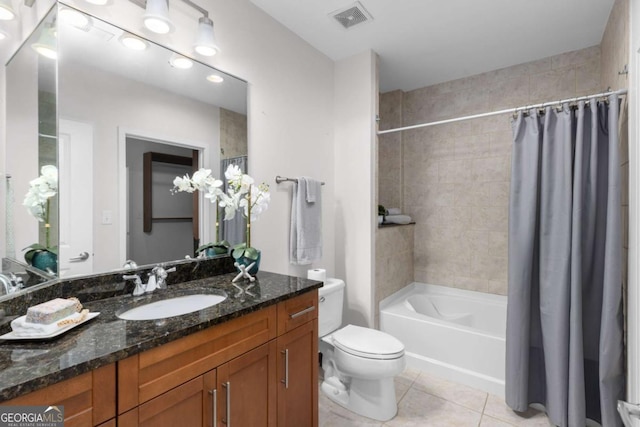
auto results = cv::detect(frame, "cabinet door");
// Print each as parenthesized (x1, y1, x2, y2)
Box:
(277, 321, 318, 427)
(217, 342, 277, 427)
(120, 369, 217, 427)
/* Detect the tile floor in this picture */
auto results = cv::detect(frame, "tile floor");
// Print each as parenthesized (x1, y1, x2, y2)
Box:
(319, 367, 552, 426)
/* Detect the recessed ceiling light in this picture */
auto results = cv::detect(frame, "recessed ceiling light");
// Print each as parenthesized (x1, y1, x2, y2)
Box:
(31, 24, 57, 60)
(85, 0, 109, 4)
(206, 74, 224, 83)
(169, 54, 193, 69)
(119, 33, 148, 51)
(0, 0, 15, 21)
(59, 8, 92, 29)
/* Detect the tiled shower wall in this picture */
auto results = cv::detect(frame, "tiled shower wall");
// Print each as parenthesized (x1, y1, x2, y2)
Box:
(220, 108, 248, 160)
(380, 45, 608, 296)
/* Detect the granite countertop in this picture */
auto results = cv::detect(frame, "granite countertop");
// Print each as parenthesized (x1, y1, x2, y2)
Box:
(0, 271, 322, 401)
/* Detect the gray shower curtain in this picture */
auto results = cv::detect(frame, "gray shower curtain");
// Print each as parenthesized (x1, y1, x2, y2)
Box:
(506, 95, 624, 427)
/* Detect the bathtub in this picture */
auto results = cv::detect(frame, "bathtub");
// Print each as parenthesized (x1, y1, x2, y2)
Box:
(379, 282, 506, 396)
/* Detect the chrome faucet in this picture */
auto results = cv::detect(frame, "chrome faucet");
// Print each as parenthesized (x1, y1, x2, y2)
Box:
(151, 265, 176, 290)
(0, 273, 24, 295)
(123, 265, 176, 296)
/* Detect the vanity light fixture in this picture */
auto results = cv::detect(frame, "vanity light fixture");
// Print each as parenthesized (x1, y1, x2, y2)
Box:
(119, 33, 148, 50)
(206, 74, 223, 83)
(169, 53, 193, 69)
(131, 0, 220, 56)
(193, 16, 219, 56)
(0, 0, 16, 21)
(143, 0, 174, 34)
(31, 23, 57, 59)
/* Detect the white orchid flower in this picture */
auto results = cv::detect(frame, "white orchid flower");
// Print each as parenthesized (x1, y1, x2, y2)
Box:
(40, 165, 58, 188)
(172, 175, 194, 193)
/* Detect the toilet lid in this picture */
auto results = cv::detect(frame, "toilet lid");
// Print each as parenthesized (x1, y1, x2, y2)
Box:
(332, 325, 404, 360)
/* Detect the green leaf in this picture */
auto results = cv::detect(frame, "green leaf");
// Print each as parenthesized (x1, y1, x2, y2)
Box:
(22, 243, 47, 252)
(231, 248, 244, 259)
(244, 247, 259, 260)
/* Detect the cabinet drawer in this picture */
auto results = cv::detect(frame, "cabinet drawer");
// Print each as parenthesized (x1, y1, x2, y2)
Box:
(2, 363, 115, 427)
(118, 305, 277, 411)
(277, 290, 318, 335)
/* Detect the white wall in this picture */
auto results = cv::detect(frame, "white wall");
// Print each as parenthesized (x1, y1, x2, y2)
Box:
(334, 51, 378, 327)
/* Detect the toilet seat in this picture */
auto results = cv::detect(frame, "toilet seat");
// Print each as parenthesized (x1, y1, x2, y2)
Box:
(332, 325, 404, 360)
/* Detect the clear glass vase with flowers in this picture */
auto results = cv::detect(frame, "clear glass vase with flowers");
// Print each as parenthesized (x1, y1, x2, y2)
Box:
(172, 164, 270, 274)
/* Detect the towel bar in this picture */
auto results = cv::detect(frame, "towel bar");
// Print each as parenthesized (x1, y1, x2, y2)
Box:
(275, 176, 325, 185)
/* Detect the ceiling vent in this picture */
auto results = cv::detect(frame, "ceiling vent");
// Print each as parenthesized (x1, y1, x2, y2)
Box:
(330, 1, 373, 30)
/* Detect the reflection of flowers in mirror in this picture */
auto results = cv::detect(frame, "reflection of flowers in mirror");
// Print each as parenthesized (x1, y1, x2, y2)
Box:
(22, 165, 58, 271)
(23, 165, 58, 224)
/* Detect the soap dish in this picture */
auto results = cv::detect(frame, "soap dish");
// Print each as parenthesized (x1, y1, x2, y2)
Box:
(0, 312, 100, 341)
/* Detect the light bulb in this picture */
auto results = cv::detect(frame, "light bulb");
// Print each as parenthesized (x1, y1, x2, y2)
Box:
(143, 0, 174, 34)
(169, 54, 193, 69)
(206, 75, 224, 83)
(0, 0, 16, 21)
(119, 33, 148, 51)
(194, 17, 219, 57)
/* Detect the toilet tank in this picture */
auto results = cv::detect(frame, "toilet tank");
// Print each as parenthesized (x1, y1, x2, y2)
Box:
(318, 278, 345, 337)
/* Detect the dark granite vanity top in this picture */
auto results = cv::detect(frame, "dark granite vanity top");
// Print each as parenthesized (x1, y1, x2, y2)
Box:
(0, 270, 322, 401)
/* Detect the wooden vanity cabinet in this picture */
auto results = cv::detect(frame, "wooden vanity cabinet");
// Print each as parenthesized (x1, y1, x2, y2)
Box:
(2, 363, 116, 427)
(2, 289, 319, 427)
(117, 289, 319, 427)
(276, 291, 319, 427)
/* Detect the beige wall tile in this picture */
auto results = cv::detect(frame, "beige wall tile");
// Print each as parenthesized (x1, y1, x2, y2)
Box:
(530, 68, 576, 104)
(379, 45, 607, 297)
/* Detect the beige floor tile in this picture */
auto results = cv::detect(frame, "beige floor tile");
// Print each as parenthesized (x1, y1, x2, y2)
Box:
(411, 372, 488, 413)
(386, 387, 482, 427)
(483, 394, 551, 426)
(480, 414, 515, 426)
(395, 367, 420, 402)
(319, 385, 384, 426)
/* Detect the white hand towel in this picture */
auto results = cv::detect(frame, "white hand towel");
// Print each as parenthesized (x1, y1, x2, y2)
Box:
(290, 177, 323, 265)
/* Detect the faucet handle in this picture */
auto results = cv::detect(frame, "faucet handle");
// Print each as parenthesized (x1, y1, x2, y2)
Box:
(152, 265, 176, 289)
(123, 274, 147, 296)
(9, 273, 23, 290)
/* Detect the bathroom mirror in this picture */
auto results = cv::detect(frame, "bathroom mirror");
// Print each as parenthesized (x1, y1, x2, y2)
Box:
(5, 4, 248, 283)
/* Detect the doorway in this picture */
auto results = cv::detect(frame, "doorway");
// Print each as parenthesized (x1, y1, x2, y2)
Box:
(125, 137, 199, 265)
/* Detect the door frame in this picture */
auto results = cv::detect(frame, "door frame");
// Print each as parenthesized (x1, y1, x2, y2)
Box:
(117, 127, 212, 267)
(628, 0, 639, 420)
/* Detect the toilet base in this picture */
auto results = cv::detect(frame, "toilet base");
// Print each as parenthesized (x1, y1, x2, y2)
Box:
(321, 375, 398, 422)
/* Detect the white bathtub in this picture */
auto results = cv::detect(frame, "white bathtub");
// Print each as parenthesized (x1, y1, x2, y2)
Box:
(379, 283, 506, 396)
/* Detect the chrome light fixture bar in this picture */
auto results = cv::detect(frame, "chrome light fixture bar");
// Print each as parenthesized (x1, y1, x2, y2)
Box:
(130, 0, 219, 56)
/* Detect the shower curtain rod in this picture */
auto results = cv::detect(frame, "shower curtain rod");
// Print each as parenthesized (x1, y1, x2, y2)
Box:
(377, 89, 628, 135)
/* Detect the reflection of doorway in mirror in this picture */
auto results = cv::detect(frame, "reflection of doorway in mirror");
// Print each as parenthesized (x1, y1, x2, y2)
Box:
(59, 119, 94, 278)
(126, 138, 198, 265)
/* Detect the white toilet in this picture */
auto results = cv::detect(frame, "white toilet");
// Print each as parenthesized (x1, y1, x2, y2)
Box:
(319, 278, 405, 421)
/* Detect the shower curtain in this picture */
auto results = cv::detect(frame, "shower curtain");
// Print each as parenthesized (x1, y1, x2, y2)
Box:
(220, 156, 248, 246)
(506, 95, 624, 427)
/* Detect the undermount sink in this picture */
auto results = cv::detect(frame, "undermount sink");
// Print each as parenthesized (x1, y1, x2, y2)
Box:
(117, 293, 227, 321)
